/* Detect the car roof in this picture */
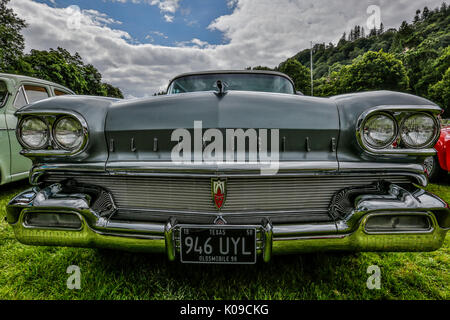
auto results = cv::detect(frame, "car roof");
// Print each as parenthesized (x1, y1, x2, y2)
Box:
(0, 73, 74, 93)
(169, 70, 295, 88)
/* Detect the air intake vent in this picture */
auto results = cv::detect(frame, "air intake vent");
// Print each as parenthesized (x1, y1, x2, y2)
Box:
(365, 214, 432, 233)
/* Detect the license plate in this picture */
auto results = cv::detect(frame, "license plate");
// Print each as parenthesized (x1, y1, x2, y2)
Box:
(179, 226, 257, 264)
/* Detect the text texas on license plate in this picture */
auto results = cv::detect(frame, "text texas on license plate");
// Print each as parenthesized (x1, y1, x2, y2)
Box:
(180, 226, 257, 264)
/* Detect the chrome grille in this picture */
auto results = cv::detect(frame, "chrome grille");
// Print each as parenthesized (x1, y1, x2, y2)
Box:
(43, 174, 411, 223)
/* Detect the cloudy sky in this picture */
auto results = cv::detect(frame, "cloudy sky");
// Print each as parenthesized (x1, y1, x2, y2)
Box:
(7, 0, 445, 98)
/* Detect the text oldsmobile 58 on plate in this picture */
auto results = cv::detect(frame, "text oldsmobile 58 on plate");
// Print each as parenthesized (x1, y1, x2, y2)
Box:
(6, 70, 450, 264)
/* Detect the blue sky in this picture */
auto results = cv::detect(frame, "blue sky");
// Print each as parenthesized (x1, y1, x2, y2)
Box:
(36, 0, 233, 47)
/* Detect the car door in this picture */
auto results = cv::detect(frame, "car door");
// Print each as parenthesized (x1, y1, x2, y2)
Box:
(6, 83, 51, 176)
(0, 78, 11, 184)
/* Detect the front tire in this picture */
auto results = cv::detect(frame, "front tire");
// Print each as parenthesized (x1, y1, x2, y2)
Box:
(424, 156, 446, 182)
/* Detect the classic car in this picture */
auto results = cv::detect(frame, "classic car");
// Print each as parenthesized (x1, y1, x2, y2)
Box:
(6, 70, 449, 264)
(0, 73, 74, 185)
(424, 124, 450, 182)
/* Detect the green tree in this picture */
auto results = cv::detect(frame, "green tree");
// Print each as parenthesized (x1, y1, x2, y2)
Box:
(278, 59, 311, 94)
(277, 2, 449, 96)
(15, 47, 89, 94)
(338, 50, 409, 93)
(103, 83, 124, 99)
(429, 67, 450, 115)
(402, 39, 441, 95)
(414, 46, 450, 99)
(0, 0, 26, 71)
(13, 47, 123, 98)
(251, 66, 273, 71)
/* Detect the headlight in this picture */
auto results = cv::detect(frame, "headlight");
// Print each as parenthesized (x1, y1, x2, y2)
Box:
(400, 113, 438, 148)
(53, 116, 84, 150)
(362, 113, 397, 149)
(19, 117, 49, 149)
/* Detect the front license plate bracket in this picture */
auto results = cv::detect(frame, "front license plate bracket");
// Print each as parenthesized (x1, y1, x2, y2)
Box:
(179, 226, 257, 264)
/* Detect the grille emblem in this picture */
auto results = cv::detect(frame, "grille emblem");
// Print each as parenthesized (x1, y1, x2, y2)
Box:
(211, 178, 226, 210)
(214, 216, 227, 225)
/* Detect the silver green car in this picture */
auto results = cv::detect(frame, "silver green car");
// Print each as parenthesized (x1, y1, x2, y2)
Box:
(5, 70, 450, 264)
(0, 73, 73, 185)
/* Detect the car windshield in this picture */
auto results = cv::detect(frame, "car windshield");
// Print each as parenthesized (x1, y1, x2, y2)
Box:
(167, 73, 295, 95)
(0, 80, 8, 107)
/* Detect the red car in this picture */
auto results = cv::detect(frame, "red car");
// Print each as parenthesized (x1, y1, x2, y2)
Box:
(425, 124, 450, 181)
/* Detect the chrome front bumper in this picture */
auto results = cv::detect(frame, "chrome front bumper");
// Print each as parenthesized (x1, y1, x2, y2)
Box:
(6, 182, 450, 262)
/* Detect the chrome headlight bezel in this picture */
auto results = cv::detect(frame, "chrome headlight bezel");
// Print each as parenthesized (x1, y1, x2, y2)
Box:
(356, 105, 442, 156)
(15, 110, 89, 157)
(17, 116, 50, 150)
(361, 112, 398, 150)
(399, 112, 440, 149)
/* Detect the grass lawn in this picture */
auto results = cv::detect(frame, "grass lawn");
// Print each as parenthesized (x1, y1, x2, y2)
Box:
(0, 180, 448, 300)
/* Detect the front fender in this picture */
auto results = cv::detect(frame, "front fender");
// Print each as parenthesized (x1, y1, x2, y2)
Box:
(331, 90, 441, 164)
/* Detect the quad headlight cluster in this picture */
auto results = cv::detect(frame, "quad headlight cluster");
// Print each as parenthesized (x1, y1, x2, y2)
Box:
(17, 113, 88, 155)
(358, 107, 440, 153)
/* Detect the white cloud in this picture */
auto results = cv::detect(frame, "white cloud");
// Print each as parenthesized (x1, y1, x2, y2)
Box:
(163, 14, 174, 22)
(149, 30, 168, 38)
(83, 9, 123, 26)
(145, 30, 168, 42)
(8, 0, 444, 98)
(150, 0, 180, 14)
(176, 38, 211, 48)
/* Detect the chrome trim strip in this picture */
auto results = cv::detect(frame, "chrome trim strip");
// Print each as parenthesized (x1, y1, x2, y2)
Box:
(31, 162, 425, 186)
(262, 221, 273, 263)
(338, 162, 425, 172)
(32, 161, 426, 175)
(111, 207, 328, 217)
(13, 86, 28, 107)
(273, 222, 337, 237)
(95, 219, 165, 235)
(338, 162, 427, 186)
(356, 105, 442, 155)
(165, 219, 176, 261)
(90, 228, 164, 240)
(106, 161, 339, 174)
(30, 163, 107, 185)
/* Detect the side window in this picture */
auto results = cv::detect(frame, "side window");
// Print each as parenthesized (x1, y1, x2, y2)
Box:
(14, 87, 27, 109)
(0, 80, 8, 107)
(54, 89, 70, 96)
(24, 85, 49, 103)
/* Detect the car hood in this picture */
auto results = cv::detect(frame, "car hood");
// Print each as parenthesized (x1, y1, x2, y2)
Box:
(105, 91, 340, 163)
